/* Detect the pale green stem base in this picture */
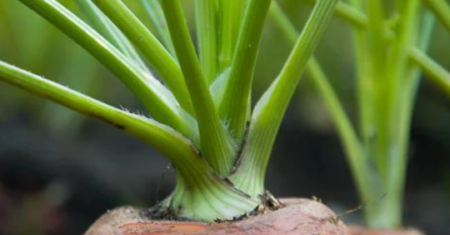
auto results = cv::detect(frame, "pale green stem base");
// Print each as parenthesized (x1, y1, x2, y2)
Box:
(363, 192, 402, 228)
(158, 170, 258, 221)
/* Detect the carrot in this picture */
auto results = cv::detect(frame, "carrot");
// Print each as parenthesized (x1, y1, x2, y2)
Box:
(348, 226, 425, 235)
(86, 199, 349, 235)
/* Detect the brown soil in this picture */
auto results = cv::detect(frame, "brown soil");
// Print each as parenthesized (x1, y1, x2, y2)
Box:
(349, 226, 425, 235)
(85, 198, 349, 235)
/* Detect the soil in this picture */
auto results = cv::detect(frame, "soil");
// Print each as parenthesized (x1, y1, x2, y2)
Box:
(85, 198, 349, 235)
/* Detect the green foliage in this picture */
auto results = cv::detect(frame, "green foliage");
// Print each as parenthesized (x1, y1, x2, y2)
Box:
(0, 0, 337, 222)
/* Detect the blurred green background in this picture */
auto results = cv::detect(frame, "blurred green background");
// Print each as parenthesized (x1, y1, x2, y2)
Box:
(0, 0, 449, 234)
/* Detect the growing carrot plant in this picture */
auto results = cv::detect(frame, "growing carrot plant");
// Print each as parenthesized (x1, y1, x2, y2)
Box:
(270, 0, 450, 229)
(0, 0, 337, 222)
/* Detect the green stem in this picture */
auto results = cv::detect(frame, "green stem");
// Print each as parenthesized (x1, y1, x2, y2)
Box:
(269, 2, 298, 43)
(161, 0, 237, 175)
(347, 0, 376, 162)
(269, 0, 381, 209)
(425, 0, 450, 32)
(92, 0, 194, 115)
(309, 0, 368, 28)
(18, 0, 197, 141)
(385, 9, 436, 228)
(75, 0, 149, 72)
(0, 60, 257, 222)
(367, 0, 421, 228)
(219, 0, 272, 142)
(367, 0, 390, 182)
(269, 3, 365, 173)
(230, 0, 338, 198)
(217, 0, 246, 73)
(308, 59, 381, 200)
(138, 0, 175, 55)
(195, 0, 219, 83)
(410, 48, 450, 98)
(0, 60, 193, 173)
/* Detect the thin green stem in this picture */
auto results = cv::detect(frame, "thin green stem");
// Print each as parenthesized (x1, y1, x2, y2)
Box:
(75, 0, 148, 72)
(269, 2, 298, 43)
(195, 0, 218, 83)
(138, 0, 175, 55)
(366, 0, 391, 181)
(309, 0, 368, 28)
(308, 59, 381, 198)
(347, 0, 376, 161)
(18, 0, 197, 141)
(0, 60, 192, 174)
(410, 48, 450, 100)
(269, 4, 365, 166)
(269, 0, 381, 207)
(385, 10, 436, 228)
(92, 0, 194, 115)
(366, 0, 421, 228)
(425, 0, 450, 32)
(219, 0, 272, 142)
(217, 0, 246, 73)
(161, 0, 237, 175)
(386, 0, 421, 183)
(230, 0, 338, 198)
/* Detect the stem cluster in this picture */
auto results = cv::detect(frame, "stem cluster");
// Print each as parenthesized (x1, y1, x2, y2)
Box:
(0, 0, 337, 222)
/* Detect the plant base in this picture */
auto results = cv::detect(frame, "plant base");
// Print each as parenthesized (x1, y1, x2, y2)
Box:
(349, 226, 425, 235)
(85, 198, 349, 235)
